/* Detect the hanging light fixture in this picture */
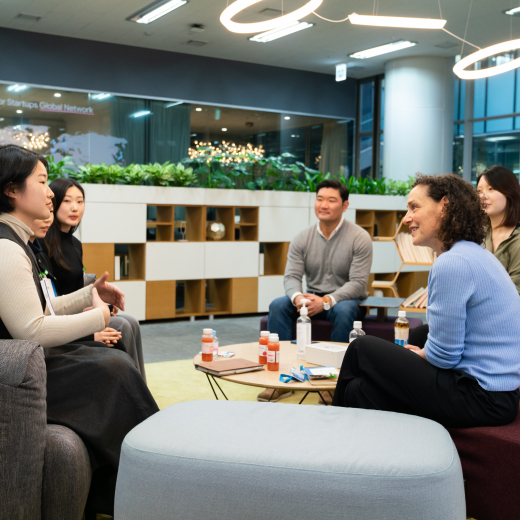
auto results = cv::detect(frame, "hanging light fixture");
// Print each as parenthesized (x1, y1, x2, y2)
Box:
(348, 13, 446, 29)
(220, 0, 323, 34)
(453, 39, 520, 79)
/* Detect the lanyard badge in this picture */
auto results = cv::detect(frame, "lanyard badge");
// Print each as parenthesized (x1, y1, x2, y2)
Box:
(39, 272, 57, 316)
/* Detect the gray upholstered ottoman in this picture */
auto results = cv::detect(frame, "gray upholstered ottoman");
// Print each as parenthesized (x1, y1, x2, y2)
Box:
(115, 401, 465, 520)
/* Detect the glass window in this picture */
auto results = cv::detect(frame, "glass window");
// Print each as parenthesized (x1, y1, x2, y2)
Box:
(453, 124, 464, 177)
(472, 134, 520, 183)
(473, 121, 485, 134)
(359, 135, 373, 178)
(360, 81, 374, 133)
(486, 70, 515, 118)
(474, 78, 486, 119)
(0, 81, 352, 182)
(380, 79, 385, 132)
(485, 117, 513, 133)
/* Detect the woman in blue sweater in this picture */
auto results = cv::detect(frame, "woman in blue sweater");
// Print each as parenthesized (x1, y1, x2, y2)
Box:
(332, 174, 520, 428)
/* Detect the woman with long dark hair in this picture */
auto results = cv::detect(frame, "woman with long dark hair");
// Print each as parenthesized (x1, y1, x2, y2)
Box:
(0, 144, 158, 515)
(477, 165, 520, 294)
(333, 174, 520, 429)
(42, 177, 146, 379)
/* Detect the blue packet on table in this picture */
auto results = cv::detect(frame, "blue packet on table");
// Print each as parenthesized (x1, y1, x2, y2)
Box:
(279, 366, 308, 383)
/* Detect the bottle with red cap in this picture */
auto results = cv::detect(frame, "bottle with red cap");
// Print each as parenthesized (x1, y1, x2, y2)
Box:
(267, 333, 280, 371)
(259, 330, 270, 364)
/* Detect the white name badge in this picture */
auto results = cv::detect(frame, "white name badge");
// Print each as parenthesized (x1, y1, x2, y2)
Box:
(40, 278, 56, 316)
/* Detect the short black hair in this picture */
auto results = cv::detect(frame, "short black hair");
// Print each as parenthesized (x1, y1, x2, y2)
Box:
(316, 179, 349, 202)
(0, 144, 48, 213)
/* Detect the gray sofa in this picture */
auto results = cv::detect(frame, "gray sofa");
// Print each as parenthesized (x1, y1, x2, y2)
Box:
(0, 340, 91, 520)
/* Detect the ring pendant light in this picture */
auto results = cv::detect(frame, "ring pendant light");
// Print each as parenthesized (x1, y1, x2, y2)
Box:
(220, 0, 323, 33)
(453, 38, 520, 79)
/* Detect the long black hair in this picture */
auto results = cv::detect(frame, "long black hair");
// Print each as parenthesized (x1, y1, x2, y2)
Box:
(44, 177, 85, 271)
(477, 165, 520, 227)
(0, 144, 48, 213)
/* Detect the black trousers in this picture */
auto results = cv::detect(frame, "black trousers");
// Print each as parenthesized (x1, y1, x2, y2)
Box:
(332, 335, 520, 428)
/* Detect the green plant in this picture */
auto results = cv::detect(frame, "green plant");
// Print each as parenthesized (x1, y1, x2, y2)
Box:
(45, 155, 76, 182)
(122, 164, 148, 185)
(170, 162, 197, 187)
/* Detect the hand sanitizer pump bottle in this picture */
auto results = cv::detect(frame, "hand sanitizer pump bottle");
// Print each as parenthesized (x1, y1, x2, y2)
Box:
(297, 299, 312, 360)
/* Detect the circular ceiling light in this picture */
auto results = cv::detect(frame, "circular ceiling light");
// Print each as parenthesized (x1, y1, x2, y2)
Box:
(453, 38, 520, 79)
(220, 0, 323, 34)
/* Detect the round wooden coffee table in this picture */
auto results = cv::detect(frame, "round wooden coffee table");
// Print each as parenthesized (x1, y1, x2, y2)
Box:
(193, 341, 345, 404)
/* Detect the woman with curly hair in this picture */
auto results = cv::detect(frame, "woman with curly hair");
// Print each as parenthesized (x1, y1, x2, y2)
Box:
(477, 165, 520, 294)
(332, 174, 520, 428)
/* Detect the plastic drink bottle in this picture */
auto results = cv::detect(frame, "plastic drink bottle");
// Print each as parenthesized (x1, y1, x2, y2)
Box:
(394, 311, 409, 347)
(258, 330, 270, 364)
(201, 328, 214, 362)
(212, 330, 219, 361)
(349, 321, 365, 343)
(297, 299, 311, 360)
(267, 333, 280, 371)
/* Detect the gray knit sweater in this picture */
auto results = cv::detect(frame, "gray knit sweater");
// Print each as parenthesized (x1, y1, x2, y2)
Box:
(284, 220, 373, 303)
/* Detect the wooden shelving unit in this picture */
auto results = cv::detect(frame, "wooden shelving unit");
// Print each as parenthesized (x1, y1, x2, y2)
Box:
(175, 280, 205, 317)
(146, 280, 176, 320)
(205, 279, 232, 314)
(235, 207, 259, 241)
(356, 210, 375, 238)
(261, 242, 290, 276)
(147, 205, 174, 242)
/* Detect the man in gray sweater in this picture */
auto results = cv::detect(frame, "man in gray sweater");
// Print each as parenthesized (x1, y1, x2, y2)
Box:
(260, 179, 373, 402)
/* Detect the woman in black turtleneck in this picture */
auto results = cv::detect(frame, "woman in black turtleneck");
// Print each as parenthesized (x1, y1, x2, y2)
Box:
(42, 178, 147, 380)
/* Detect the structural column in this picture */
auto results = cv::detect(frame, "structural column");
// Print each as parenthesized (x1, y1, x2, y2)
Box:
(383, 56, 454, 181)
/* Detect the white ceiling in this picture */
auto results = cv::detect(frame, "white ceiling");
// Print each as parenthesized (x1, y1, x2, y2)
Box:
(0, 0, 519, 78)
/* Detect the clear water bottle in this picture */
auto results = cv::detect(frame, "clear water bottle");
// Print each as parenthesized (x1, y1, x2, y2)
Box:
(394, 311, 409, 347)
(349, 321, 365, 343)
(212, 330, 219, 360)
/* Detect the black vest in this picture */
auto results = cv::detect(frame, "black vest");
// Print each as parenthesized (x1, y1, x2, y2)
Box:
(0, 222, 46, 340)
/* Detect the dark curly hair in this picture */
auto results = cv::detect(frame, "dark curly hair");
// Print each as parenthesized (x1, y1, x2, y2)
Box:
(412, 174, 487, 251)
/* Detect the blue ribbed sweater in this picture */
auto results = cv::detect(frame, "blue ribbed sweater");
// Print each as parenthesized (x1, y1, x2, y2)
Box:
(425, 240, 520, 391)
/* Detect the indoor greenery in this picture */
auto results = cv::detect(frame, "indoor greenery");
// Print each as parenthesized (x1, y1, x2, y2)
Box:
(44, 154, 413, 195)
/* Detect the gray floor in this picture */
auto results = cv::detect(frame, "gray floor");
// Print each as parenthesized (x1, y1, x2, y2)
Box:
(141, 310, 427, 364)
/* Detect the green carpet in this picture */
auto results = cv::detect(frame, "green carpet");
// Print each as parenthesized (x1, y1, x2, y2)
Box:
(145, 358, 327, 409)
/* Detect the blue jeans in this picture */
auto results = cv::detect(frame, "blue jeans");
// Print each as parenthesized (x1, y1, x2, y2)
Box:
(267, 296, 366, 343)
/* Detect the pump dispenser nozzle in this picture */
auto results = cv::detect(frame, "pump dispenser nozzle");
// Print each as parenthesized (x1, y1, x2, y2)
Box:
(300, 298, 310, 315)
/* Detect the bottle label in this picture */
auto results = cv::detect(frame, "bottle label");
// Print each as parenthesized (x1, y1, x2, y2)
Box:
(259, 342, 267, 357)
(267, 351, 279, 363)
(395, 328, 409, 347)
(202, 341, 213, 354)
(296, 322, 311, 355)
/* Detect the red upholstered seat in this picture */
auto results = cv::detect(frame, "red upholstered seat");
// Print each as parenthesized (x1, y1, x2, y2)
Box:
(259, 315, 423, 343)
(447, 404, 520, 520)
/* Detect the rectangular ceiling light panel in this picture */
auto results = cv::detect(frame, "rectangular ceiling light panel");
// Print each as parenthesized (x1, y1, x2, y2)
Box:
(350, 40, 417, 59)
(349, 13, 446, 29)
(505, 7, 520, 15)
(249, 21, 313, 43)
(130, 0, 187, 24)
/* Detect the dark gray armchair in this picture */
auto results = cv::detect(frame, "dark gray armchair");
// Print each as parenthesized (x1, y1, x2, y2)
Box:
(0, 341, 91, 520)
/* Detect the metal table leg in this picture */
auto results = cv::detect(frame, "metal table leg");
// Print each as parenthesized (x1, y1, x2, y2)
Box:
(205, 373, 229, 401)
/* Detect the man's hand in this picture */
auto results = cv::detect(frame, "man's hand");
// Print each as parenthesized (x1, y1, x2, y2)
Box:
(94, 327, 122, 346)
(111, 305, 120, 316)
(92, 271, 125, 311)
(301, 294, 324, 317)
(405, 345, 428, 361)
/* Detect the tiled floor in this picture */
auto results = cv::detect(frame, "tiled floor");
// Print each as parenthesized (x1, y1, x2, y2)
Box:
(141, 310, 427, 364)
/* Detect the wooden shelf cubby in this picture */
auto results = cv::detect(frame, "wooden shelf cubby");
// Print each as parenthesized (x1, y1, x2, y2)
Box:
(148, 205, 206, 242)
(176, 280, 205, 317)
(235, 207, 259, 241)
(83, 243, 145, 282)
(205, 278, 232, 314)
(146, 280, 176, 320)
(355, 210, 375, 238)
(206, 207, 235, 241)
(261, 242, 290, 276)
(230, 278, 258, 314)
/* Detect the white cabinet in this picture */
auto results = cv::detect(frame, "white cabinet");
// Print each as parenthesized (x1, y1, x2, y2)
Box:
(112, 281, 146, 321)
(258, 207, 309, 242)
(258, 276, 285, 313)
(146, 242, 205, 281)
(204, 242, 259, 279)
(81, 203, 146, 243)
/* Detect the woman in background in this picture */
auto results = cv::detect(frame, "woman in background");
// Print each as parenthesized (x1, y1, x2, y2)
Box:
(30, 210, 122, 346)
(477, 165, 520, 294)
(42, 177, 146, 380)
